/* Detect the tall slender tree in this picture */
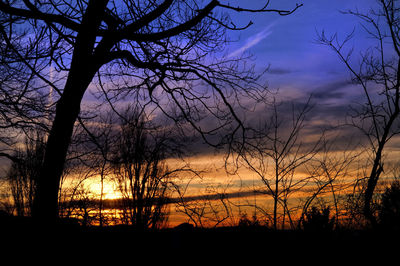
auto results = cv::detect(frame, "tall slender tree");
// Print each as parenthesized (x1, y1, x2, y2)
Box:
(241, 97, 321, 229)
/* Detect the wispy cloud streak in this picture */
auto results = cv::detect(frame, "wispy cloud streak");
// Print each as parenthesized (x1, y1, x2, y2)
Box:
(228, 23, 275, 58)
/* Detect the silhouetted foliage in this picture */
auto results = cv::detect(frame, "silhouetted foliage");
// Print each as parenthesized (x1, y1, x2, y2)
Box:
(342, 192, 367, 229)
(302, 206, 335, 232)
(174, 222, 194, 231)
(238, 213, 261, 228)
(378, 181, 400, 231)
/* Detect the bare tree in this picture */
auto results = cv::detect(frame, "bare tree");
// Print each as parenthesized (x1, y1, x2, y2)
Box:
(173, 178, 235, 228)
(0, 31, 52, 164)
(111, 107, 175, 229)
(318, 0, 400, 226)
(6, 130, 46, 216)
(69, 111, 117, 226)
(0, 0, 302, 222)
(301, 137, 362, 228)
(56, 116, 108, 223)
(90, 116, 115, 227)
(241, 97, 321, 230)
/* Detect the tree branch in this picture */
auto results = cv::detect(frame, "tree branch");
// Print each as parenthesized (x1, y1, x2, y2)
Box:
(113, 0, 218, 42)
(217, 2, 303, 16)
(0, 1, 80, 31)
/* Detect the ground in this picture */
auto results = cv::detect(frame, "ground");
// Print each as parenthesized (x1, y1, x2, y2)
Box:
(1, 215, 398, 257)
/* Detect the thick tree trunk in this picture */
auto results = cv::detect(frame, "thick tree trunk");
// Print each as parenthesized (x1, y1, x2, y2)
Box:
(31, 0, 108, 222)
(32, 68, 94, 222)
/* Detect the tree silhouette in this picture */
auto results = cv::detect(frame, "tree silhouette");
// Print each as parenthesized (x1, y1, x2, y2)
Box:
(301, 137, 361, 228)
(112, 107, 172, 229)
(302, 206, 335, 232)
(0, 0, 302, 222)
(241, 97, 321, 230)
(318, 0, 400, 226)
(378, 181, 400, 231)
(6, 130, 46, 217)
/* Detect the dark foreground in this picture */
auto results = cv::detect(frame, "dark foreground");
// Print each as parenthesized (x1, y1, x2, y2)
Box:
(1, 215, 399, 259)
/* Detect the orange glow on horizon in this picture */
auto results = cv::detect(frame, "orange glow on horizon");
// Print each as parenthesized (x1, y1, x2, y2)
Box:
(86, 180, 122, 200)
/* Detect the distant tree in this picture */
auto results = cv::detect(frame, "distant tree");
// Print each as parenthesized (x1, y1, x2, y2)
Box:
(57, 118, 104, 222)
(112, 107, 173, 229)
(318, 0, 400, 226)
(302, 206, 335, 232)
(0, 37, 51, 165)
(87, 114, 115, 227)
(0, 0, 302, 222)
(238, 213, 261, 228)
(72, 184, 97, 227)
(378, 181, 400, 231)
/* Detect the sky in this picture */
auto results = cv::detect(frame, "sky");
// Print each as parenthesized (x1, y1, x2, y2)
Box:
(2, 0, 399, 227)
(0, 0, 398, 229)
(225, 0, 378, 75)
(214, 0, 385, 145)
(79, 0, 383, 141)
(60, 0, 400, 226)
(149, 0, 384, 160)
(162, 0, 400, 194)
(74, 1, 400, 224)
(224, 0, 377, 96)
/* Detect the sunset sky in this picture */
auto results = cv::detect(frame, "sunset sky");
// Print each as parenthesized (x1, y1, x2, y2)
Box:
(154, 0, 400, 199)
(90, 0, 395, 183)
(3, 0, 399, 229)
(76, 1, 400, 228)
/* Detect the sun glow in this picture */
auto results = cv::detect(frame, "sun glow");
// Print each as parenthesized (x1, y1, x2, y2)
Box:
(86, 179, 122, 200)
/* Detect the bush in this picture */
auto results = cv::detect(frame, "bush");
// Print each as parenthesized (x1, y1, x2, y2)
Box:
(238, 213, 261, 228)
(378, 181, 400, 231)
(302, 207, 335, 232)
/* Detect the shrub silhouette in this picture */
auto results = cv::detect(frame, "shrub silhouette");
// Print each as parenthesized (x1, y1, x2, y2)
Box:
(378, 181, 400, 231)
(238, 214, 261, 228)
(302, 207, 335, 232)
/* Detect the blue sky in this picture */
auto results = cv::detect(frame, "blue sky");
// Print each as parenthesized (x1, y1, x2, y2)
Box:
(213, 0, 382, 134)
(79, 0, 390, 155)
(224, 0, 379, 98)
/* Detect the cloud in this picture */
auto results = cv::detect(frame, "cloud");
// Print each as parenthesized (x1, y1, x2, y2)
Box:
(311, 80, 352, 100)
(228, 23, 275, 58)
(168, 189, 272, 204)
(267, 67, 294, 75)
